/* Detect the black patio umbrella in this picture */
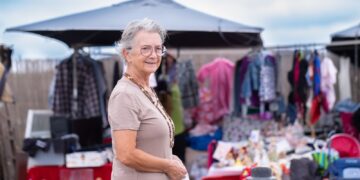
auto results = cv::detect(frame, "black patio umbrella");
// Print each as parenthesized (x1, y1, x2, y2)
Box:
(331, 23, 360, 42)
(326, 23, 360, 63)
(6, 0, 263, 48)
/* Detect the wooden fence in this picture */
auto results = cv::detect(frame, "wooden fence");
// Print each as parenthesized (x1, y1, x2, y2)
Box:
(0, 59, 59, 180)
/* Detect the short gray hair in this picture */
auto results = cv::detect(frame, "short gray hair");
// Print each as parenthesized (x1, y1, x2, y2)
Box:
(115, 18, 167, 60)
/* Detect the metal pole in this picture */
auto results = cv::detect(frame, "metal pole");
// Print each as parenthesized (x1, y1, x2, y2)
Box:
(176, 47, 181, 59)
(355, 23, 359, 102)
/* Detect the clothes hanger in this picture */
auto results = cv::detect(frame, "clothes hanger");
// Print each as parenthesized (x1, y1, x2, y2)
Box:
(79, 48, 90, 57)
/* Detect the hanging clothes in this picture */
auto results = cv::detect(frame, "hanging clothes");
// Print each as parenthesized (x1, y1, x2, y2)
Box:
(52, 54, 101, 119)
(170, 84, 187, 163)
(310, 93, 329, 125)
(232, 59, 244, 116)
(259, 54, 277, 102)
(310, 52, 329, 125)
(90, 60, 108, 127)
(338, 57, 352, 101)
(240, 53, 261, 102)
(233, 51, 278, 117)
(166, 60, 177, 84)
(313, 52, 321, 97)
(249, 53, 262, 92)
(239, 55, 261, 106)
(288, 50, 309, 120)
(194, 58, 234, 123)
(177, 60, 199, 109)
(170, 84, 185, 135)
(192, 85, 217, 124)
(154, 66, 172, 115)
(238, 56, 252, 102)
(157, 55, 188, 163)
(298, 56, 310, 105)
(112, 60, 123, 89)
(320, 57, 337, 109)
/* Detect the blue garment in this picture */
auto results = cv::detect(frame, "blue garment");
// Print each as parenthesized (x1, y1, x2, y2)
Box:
(241, 59, 253, 99)
(334, 98, 360, 113)
(313, 54, 321, 96)
(241, 54, 261, 99)
(233, 60, 243, 116)
(272, 94, 286, 115)
(286, 104, 297, 125)
(249, 54, 262, 91)
(187, 128, 222, 151)
(278, 95, 286, 114)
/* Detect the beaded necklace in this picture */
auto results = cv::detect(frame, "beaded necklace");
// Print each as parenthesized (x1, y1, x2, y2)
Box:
(124, 73, 175, 148)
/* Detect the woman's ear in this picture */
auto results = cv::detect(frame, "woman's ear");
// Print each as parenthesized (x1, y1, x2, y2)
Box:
(123, 48, 132, 64)
(122, 48, 129, 59)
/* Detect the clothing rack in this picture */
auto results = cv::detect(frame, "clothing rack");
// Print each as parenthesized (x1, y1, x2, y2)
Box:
(264, 40, 360, 50)
(264, 42, 327, 50)
(265, 40, 360, 102)
(67, 45, 108, 127)
(242, 43, 327, 60)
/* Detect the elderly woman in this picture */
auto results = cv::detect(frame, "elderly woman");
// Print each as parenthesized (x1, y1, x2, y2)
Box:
(108, 18, 188, 180)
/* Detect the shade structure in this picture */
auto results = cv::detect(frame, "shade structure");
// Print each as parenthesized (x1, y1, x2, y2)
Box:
(331, 23, 360, 42)
(6, 0, 263, 48)
(326, 23, 360, 61)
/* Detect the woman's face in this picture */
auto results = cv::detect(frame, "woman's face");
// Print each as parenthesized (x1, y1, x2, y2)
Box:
(125, 30, 163, 76)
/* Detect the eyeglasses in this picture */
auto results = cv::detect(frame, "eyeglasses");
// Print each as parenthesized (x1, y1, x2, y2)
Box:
(128, 45, 167, 57)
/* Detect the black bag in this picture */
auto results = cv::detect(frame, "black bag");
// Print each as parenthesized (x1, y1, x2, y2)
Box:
(50, 116, 70, 139)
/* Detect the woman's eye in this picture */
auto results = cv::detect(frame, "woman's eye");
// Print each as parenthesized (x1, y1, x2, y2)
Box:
(142, 47, 150, 51)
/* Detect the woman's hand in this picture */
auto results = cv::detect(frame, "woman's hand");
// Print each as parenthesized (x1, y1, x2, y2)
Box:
(172, 155, 185, 167)
(164, 156, 187, 180)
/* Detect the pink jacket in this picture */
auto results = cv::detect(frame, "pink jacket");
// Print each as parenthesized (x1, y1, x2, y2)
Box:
(195, 58, 234, 123)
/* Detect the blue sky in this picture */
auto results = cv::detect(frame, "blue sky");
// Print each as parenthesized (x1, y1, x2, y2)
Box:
(1, 0, 360, 59)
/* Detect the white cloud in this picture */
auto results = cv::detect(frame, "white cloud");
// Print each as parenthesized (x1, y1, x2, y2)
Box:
(3, 32, 71, 60)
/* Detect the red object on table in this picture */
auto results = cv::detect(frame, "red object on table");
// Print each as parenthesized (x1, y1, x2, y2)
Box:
(340, 112, 359, 138)
(27, 163, 112, 180)
(202, 175, 242, 180)
(330, 133, 360, 158)
(202, 167, 251, 180)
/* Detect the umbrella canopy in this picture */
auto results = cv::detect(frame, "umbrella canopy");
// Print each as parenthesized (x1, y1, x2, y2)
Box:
(327, 23, 360, 61)
(6, 0, 263, 48)
(331, 23, 360, 41)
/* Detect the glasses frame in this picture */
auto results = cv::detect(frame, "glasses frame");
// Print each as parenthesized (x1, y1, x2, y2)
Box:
(127, 45, 167, 57)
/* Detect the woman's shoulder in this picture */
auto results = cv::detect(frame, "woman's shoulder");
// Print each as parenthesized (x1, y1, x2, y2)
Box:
(110, 77, 140, 98)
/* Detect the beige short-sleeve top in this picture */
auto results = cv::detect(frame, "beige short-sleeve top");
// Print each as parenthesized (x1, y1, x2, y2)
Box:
(108, 77, 172, 180)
